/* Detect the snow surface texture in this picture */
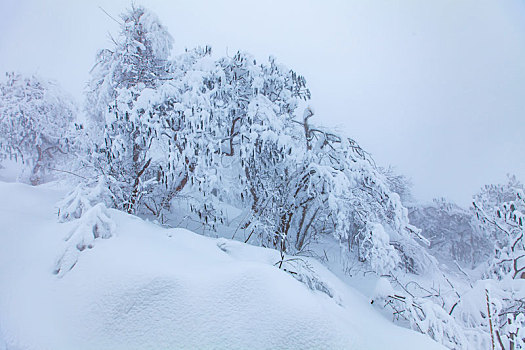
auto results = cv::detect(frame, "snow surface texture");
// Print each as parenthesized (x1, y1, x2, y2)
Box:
(0, 181, 444, 350)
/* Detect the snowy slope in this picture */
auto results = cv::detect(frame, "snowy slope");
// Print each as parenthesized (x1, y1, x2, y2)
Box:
(0, 181, 444, 350)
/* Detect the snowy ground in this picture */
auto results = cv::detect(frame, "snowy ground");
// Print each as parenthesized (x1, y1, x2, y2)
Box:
(0, 180, 444, 350)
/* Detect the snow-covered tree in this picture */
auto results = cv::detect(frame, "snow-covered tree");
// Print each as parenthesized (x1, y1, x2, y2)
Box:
(86, 5, 173, 127)
(0, 72, 76, 185)
(83, 5, 432, 276)
(192, 51, 425, 274)
(86, 5, 175, 213)
(239, 105, 430, 274)
(199, 51, 311, 248)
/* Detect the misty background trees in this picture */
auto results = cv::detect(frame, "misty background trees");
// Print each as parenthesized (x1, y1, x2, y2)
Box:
(0, 72, 77, 185)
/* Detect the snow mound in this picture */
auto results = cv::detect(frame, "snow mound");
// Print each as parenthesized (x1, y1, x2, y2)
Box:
(0, 181, 444, 350)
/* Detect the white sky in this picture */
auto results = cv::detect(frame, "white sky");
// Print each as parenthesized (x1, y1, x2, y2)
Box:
(1, 0, 524, 206)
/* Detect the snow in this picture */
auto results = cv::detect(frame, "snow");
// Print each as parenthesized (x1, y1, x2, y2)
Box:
(0, 180, 445, 349)
(373, 277, 395, 300)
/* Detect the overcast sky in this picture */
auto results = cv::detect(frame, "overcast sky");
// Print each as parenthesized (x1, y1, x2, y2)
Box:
(1, 0, 524, 206)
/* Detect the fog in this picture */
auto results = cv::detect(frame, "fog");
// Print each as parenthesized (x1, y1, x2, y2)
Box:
(2, 0, 524, 206)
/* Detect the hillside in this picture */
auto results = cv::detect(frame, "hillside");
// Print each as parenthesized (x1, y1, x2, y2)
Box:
(0, 180, 444, 350)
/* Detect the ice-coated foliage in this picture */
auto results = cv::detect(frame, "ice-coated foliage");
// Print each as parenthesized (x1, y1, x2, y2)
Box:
(473, 175, 525, 280)
(0, 72, 76, 185)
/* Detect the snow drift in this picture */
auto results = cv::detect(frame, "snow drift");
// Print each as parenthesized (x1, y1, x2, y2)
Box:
(0, 181, 443, 350)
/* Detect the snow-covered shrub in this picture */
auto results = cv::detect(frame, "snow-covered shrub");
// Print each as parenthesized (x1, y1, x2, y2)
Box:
(374, 277, 471, 349)
(454, 176, 525, 348)
(388, 294, 468, 348)
(500, 313, 525, 350)
(57, 175, 114, 222)
(388, 176, 525, 349)
(216, 238, 339, 302)
(280, 258, 339, 303)
(54, 203, 116, 277)
(238, 107, 427, 273)
(451, 279, 525, 349)
(357, 223, 400, 273)
(55, 176, 116, 277)
(0, 72, 76, 185)
(472, 175, 525, 280)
